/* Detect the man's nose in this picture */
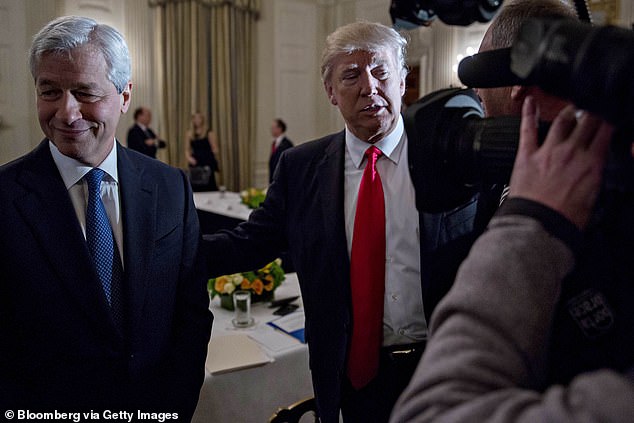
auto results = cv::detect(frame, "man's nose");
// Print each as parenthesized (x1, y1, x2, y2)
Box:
(359, 71, 379, 96)
(55, 92, 82, 124)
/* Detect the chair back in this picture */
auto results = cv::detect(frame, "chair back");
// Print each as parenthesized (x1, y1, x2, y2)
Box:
(187, 166, 212, 186)
(268, 397, 318, 423)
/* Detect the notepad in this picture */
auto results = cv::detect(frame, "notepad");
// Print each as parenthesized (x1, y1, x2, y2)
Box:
(267, 311, 306, 343)
(205, 334, 273, 375)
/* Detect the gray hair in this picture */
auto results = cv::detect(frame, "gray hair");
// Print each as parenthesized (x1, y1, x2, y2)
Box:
(29, 15, 131, 94)
(320, 21, 408, 83)
(486, 0, 578, 49)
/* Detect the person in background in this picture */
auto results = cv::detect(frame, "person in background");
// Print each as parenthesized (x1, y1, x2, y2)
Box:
(268, 118, 293, 183)
(0, 16, 212, 420)
(203, 21, 499, 423)
(126, 106, 166, 158)
(185, 111, 220, 191)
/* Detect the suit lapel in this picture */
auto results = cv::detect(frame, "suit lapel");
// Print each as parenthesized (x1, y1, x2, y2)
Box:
(316, 132, 346, 245)
(117, 145, 155, 334)
(314, 132, 352, 317)
(15, 142, 116, 337)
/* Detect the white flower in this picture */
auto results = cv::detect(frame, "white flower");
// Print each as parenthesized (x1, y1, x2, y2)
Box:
(224, 283, 236, 295)
(228, 273, 244, 285)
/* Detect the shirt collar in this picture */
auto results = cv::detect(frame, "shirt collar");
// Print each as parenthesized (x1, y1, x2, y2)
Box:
(49, 140, 119, 189)
(345, 115, 405, 169)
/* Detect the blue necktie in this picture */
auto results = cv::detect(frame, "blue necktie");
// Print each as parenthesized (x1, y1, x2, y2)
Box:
(85, 168, 124, 328)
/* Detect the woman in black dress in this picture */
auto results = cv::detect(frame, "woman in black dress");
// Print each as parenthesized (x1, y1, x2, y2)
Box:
(185, 112, 220, 191)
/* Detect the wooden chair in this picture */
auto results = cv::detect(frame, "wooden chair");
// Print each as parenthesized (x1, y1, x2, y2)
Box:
(268, 397, 318, 423)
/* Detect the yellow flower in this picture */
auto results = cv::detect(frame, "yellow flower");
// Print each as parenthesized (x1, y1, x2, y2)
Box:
(251, 278, 264, 295)
(215, 276, 228, 294)
(209, 258, 285, 302)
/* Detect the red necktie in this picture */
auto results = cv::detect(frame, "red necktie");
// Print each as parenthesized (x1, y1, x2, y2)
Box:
(271, 140, 277, 154)
(347, 145, 386, 389)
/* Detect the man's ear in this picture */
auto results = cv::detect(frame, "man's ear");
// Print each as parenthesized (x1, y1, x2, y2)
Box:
(324, 82, 337, 105)
(510, 85, 528, 101)
(120, 82, 132, 113)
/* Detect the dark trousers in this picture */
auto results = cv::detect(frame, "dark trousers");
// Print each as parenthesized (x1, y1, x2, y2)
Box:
(340, 343, 425, 423)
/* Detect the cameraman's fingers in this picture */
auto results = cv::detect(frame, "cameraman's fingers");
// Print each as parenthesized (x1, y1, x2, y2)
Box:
(542, 104, 577, 146)
(573, 112, 614, 155)
(518, 96, 539, 155)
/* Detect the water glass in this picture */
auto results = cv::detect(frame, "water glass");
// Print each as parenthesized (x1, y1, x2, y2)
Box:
(232, 290, 254, 328)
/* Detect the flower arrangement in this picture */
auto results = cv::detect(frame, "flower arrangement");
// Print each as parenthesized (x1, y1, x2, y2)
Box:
(240, 187, 266, 209)
(208, 259, 285, 310)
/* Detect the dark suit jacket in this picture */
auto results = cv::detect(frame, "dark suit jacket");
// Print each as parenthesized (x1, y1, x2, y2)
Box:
(268, 136, 293, 183)
(127, 123, 159, 158)
(204, 131, 498, 423)
(0, 140, 213, 420)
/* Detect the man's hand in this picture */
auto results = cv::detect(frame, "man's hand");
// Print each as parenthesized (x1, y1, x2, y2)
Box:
(508, 96, 614, 229)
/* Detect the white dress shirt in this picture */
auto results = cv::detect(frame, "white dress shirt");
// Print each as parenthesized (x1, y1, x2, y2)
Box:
(49, 140, 124, 266)
(273, 134, 286, 150)
(344, 116, 427, 345)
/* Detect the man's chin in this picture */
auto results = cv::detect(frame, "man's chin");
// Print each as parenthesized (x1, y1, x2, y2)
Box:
(53, 140, 109, 166)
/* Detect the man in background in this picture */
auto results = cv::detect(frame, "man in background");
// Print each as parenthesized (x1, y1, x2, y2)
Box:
(127, 106, 166, 158)
(0, 16, 212, 419)
(268, 118, 293, 183)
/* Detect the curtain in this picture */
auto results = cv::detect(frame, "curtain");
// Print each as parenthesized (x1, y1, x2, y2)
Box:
(150, 0, 260, 191)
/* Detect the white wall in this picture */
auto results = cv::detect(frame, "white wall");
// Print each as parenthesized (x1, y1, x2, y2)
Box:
(0, 0, 57, 164)
(4, 0, 632, 175)
(0, 0, 131, 166)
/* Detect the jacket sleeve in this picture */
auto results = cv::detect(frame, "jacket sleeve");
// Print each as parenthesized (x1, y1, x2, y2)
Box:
(157, 171, 213, 421)
(391, 202, 634, 423)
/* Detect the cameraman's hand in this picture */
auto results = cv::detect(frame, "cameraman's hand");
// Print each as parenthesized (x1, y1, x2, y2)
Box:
(508, 96, 614, 229)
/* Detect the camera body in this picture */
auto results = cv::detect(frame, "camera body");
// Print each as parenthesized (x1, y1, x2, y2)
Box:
(390, 0, 503, 28)
(406, 87, 521, 213)
(407, 18, 634, 213)
(511, 18, 634, 130)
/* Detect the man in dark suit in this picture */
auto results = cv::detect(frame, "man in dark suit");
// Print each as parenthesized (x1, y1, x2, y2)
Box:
(204, 22, 497, 423)
(0, 16, 212, 420)
(127, 106, 166, 158)
(268, 118, 293, 183)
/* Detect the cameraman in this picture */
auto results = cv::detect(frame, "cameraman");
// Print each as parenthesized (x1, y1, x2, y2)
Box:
(475, 0, 577, 121)
(391, 95, 634, 422)
(468, 0, 634, 387)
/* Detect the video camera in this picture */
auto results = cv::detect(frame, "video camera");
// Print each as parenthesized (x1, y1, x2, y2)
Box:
(390, 0, 503, 28)
(406, 17, 634, 213)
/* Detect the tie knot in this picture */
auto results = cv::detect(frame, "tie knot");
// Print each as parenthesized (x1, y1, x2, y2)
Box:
(85, 168, 105, 194)
(364, 146, 382, 167)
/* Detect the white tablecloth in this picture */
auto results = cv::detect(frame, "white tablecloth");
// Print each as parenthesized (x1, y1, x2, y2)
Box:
(192, 273, 314, 423)
(193, 191, 252, 221)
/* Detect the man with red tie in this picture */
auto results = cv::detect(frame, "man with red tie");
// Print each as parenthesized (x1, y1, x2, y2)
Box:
(268, 118, 294, 183)
(204, 21, 497, 422)
(126, 106, 166, 158)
